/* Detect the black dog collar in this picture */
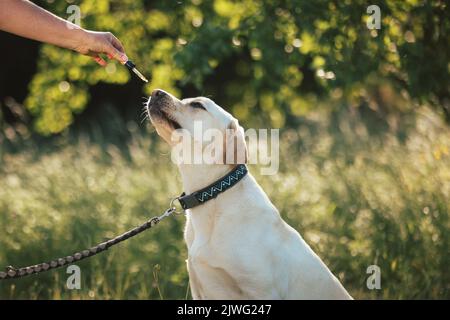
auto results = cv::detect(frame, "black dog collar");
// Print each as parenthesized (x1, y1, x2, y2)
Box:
(177, 165, 248, 210)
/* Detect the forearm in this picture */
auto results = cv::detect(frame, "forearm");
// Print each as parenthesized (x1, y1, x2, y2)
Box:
(0, 0, 84, 51)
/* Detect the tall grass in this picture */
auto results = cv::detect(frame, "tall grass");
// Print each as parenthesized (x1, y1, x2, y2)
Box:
(0, 106, 448, 299)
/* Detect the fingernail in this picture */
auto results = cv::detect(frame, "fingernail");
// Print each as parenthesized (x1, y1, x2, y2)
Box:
(120, 53, 128, 63)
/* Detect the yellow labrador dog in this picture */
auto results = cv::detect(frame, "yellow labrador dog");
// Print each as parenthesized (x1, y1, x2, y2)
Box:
(147, 89, 352, 300)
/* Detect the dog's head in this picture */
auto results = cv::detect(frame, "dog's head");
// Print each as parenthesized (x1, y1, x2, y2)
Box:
(147, 89, 247, 164)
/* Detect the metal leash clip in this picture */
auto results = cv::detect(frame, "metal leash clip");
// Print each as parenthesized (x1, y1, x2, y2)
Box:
(157, 197, 184, 221)
(169, 197, 185, 216)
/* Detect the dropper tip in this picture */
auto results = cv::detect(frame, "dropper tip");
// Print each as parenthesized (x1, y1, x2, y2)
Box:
(132, 67, 149, 83)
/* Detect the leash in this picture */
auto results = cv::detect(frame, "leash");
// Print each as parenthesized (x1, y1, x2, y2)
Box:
(0, 165, 248, 281)
(0, 199, 183, 281)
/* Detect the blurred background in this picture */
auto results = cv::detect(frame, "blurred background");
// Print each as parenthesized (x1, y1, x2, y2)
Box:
(0, 0, 449, 299)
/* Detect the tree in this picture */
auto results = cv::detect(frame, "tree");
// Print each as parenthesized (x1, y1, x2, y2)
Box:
(21, 0, 450, 135)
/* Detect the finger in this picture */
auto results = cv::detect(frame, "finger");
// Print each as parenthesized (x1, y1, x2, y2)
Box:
(110, 34, 125, 54)
(92, 54, 107, 67)
(104, 34, 127, 63)
(105, 44, 128, 64)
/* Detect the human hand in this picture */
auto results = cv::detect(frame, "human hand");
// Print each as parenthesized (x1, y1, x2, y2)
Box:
(73, 30, 128, 66)
(0, 1, 129, 66)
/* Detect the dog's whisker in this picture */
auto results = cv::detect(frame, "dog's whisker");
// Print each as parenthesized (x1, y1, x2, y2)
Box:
(140, 116, 148, 125)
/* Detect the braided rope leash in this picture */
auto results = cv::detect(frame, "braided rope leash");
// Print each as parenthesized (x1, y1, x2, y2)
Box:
(0, 204, 180, 281)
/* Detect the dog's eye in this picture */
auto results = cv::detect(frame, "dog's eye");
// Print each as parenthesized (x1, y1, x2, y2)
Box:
(190, 102, 206, 111)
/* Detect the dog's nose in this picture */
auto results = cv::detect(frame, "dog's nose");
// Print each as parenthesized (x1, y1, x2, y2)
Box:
(151, 89, 168, 100)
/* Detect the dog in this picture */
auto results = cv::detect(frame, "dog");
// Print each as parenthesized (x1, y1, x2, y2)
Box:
(147, 89, 352, 300)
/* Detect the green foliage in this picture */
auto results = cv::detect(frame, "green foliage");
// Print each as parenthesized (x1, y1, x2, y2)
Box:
(0, 106, 448, 299)
(1, 0, 448, 300)
(24, 0, 449, 135)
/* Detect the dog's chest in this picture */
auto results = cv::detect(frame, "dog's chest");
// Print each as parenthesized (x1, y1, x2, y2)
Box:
(187, 260, 246, 299)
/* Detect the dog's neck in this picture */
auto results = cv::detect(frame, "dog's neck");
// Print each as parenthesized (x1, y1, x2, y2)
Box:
(178, 163, 237, 195)
(177, 162, 273, 248)
(178, 163, 252, 245)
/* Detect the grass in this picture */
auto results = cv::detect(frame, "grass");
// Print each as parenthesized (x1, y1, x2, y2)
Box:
(0, 106, 448, 299)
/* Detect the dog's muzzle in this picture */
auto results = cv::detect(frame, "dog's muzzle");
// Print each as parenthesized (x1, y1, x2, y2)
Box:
(148, 89, 182, 129)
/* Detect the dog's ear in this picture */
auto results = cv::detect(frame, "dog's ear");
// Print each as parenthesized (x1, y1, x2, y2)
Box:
(224, 119, 247, 164)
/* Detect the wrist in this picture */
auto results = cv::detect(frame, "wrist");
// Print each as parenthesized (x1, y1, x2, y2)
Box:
(69, 27, 91, 53)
